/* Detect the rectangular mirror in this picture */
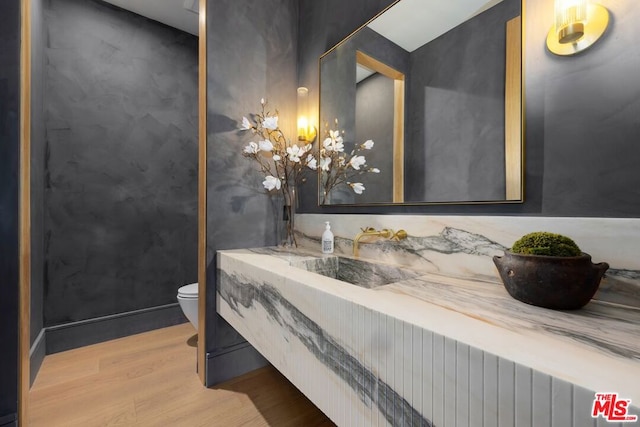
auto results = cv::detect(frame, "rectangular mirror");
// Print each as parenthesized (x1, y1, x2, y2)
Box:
(319, 0, 523, 205)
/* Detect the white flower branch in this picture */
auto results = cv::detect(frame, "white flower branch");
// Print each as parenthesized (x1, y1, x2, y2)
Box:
(319, 120, 380, 203)
(240, 102, 380, 206)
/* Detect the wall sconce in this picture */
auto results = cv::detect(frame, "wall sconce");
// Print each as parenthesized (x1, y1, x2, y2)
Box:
(546, 0, 609, 56)
(297, 87, 317, 143)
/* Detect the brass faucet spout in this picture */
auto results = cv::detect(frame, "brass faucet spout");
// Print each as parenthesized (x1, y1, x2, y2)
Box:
(353, 227, 407, 257)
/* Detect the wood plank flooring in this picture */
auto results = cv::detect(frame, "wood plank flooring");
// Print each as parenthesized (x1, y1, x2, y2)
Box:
(29, 323, 335, 426)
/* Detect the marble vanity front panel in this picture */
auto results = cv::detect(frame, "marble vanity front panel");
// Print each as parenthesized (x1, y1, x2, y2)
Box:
(296, 214, 640, 309)
(217, 248, 640, 426)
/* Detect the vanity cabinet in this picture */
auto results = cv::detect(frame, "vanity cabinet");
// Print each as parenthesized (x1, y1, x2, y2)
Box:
(217, 248, 639, 427)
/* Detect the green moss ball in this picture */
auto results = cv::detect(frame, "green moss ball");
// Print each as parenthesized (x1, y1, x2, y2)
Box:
(511, 232, 581, 257)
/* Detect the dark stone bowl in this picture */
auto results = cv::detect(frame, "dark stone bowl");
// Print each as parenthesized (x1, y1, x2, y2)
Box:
(493, 251, 609, 310)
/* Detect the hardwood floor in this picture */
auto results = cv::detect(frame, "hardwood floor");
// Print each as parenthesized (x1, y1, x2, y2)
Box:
(29, 323, 335, 426)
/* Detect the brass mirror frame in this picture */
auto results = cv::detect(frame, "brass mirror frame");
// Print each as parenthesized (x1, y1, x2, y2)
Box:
(318, 0, 525, 207)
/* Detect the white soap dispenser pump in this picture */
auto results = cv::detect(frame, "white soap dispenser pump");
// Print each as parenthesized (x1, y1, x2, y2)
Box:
(322, 221, 334, 254)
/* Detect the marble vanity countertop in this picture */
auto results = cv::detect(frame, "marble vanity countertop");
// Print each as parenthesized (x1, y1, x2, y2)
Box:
(217, 246, 640, 405)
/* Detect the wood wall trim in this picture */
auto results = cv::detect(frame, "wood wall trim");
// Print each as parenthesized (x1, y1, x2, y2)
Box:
(19, 0, 32, 422)
(393, 79, 404, 203)
(505, 15, 523, 201)
(197, 0, 207, 386)
(355, 51, 404, 81)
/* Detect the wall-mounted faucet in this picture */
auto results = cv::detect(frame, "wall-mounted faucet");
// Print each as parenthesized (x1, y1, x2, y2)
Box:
(353, 227, 407, 257)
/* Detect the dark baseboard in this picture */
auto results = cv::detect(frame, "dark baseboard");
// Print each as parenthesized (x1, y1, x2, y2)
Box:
(29, 328, 46, 386)
(205, 342, 269, 386)
(46, 303, 188, 354)
(0, 413, 17, 427)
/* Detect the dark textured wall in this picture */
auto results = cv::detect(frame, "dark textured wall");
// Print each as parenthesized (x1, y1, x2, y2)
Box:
(406, 0, 519, 203)
(31, 0, 45, 350)
(44, 0, 198, 327)
(526, 0, 640, 216)
(29, 0, 47, 384)
(298, 0, 640, 218)
(206, 0, 297, 383)
(0, 0, 20, 422)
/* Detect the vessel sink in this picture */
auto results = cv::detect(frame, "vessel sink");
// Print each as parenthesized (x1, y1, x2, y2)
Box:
(291, 256, 422, 289)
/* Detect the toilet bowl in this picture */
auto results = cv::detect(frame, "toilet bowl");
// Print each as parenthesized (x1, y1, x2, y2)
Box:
(177, 283, 198, 330)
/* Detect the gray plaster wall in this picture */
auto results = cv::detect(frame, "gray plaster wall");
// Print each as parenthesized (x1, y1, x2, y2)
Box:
(298, 0, 640, 218)
(205, 0, 297, 384)
(527, 0, 640, 216)
(0, 0, 20, 422)
(43, 0, 198, 332)
(405, 0, 519, 203)
(31, 0, 46, 376)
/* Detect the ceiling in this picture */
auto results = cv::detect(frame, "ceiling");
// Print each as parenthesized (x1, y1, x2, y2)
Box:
(101, 0, 199, 36)
(99, 0, 504, 45)
(356, 0, 504, 83)
(368, 0, 504, 52)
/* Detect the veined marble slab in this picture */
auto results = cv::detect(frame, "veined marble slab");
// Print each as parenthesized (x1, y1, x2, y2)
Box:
(217, 247, 640, 426)
(296, 214, 640, 309)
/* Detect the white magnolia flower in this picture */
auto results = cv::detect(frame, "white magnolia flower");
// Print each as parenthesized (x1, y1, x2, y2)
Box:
(323, 130, 344, 152)
(349, 182, 365, 194)
(263, 175, 281, 191)
(306, 154, 317, 170)
(243, 142, 258, 154)
(260, 98, 265, 105)
(320, 157, 331, 171)
(258, 139, 274, 152)
(332, 132, 345, 152)
(330, 130, 343, 144)
(240, 116, 252, 130)
(362, 139, 374, 150)
(273, 154, 281, 161)
(263, 116, 278, 130)
(286, 144, 304, 162)
(370, 168, 380, 173)
(349, 155, 366, 170)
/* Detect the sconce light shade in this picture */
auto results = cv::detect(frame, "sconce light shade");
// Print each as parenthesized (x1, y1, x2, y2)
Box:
(297, 87, 317, 143)
(547, 0, 609, 56)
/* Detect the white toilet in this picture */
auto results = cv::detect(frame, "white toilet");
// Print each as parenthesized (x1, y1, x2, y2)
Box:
(177, 283, 198, 330)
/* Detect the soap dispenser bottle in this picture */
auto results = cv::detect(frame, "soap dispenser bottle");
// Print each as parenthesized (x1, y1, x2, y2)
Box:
(322, 221, 334, 254)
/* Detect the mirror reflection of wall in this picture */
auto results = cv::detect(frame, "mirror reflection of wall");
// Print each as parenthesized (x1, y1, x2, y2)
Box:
(405, 0, 520, 203)
(319, 0, 523, 206)
(355, 68, 394, 204)
(320, 26, 409, 205)
(354, 51, 406, 204)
